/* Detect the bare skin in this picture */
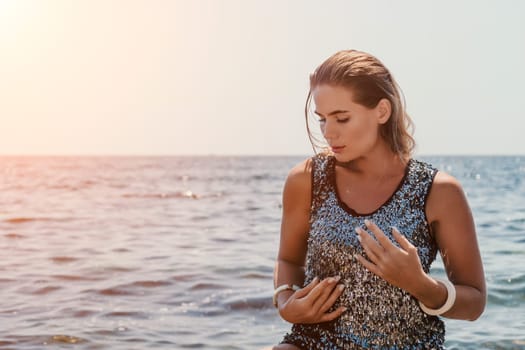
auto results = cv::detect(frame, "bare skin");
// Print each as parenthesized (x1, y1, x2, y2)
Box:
(271, 85, 486, 348)
(273, 158, 347, 324)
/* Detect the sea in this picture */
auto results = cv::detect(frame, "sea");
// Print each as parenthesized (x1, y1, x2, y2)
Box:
(0, 155, 523, 350)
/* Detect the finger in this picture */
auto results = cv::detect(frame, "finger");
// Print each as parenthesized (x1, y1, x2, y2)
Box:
(355, 227, 382, 262)
(319, 283, 346, 313)
(312, 277, 341, 310)
(358, 235, 380, 263)
(355, 254, 384, 279)
(364, 219, 395, 252)
(300, 276, 336, 303)
(319, 306, 347, 323)
(391, 226, 413, 252)
(294, 276, 319, 298)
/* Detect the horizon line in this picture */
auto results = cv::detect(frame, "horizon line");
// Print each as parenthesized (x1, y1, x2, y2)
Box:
(0, 153, 523, 158)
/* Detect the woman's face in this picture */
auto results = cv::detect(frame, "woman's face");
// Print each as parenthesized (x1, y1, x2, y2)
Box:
(312, 84, 388, 162)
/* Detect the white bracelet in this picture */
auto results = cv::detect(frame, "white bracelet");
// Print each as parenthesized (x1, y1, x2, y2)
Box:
(272, 284, 300, 308)
(419, 278, 456, 316)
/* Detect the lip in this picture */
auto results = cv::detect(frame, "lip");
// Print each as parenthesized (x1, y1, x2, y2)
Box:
(331, 146, 345, 153)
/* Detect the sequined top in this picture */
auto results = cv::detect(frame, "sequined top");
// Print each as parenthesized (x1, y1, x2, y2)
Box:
(282, 154, 445, 349)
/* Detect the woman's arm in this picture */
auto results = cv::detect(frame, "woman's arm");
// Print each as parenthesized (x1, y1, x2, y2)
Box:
(273, 159, 312, 293)
(274, 158, 346, 323)
(424, 171, 486, 320)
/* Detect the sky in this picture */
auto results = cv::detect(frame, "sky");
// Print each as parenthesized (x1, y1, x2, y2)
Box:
(1, 0, 524, 156)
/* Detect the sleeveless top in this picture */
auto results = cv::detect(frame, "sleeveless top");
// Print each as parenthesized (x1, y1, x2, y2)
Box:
(281, 154, 445, 349)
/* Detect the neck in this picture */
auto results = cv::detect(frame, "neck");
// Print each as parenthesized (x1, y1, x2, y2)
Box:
(335, 147, 407, 179)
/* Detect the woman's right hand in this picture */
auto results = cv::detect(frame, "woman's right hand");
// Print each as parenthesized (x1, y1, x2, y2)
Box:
(278, 276, 347, 324)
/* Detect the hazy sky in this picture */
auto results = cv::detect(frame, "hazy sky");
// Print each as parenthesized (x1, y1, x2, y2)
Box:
(1, 0, 524, 155)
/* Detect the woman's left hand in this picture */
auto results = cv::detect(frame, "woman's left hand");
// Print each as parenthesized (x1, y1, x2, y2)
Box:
(355, 219, 425, 294)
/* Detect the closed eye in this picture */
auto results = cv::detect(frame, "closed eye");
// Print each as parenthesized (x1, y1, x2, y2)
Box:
(318, 117, 349, 124)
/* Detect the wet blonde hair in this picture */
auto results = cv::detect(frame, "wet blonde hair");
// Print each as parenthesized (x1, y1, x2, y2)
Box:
(305, 49, 415, 160)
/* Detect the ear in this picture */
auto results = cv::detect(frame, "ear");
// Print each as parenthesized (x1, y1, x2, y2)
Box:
(376, 98, 391, 124)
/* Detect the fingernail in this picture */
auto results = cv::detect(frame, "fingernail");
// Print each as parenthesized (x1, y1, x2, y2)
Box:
(313, 276, 319, 282)
(342, 307, 348, 312)
(354, 227, 360, 234)
(338, 284, 345, 291)
(357, 235, 362, 242)
(364, 219, 371, 226)
(334, 275, 341, 282)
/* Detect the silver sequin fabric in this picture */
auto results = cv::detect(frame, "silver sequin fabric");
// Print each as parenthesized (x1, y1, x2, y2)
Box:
(281, 154, 445, 349)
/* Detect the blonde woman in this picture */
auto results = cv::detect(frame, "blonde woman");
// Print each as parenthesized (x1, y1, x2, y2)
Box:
(271, 50, 486, 349)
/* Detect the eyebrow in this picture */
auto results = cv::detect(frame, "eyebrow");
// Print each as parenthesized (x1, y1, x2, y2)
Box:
(314, 110, 349, 117)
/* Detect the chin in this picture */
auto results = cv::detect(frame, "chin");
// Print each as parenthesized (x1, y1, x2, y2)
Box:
(333, 153, 354, 163)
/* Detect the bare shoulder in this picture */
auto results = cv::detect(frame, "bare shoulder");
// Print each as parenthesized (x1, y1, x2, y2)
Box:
(284, 158, 313, 189)
(282, 158, 313, 215)
(426, 170, 471, 225)
(430, 171, 464, 196)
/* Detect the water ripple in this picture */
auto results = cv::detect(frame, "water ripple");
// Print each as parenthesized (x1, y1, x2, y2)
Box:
(32, 286, 62, 295)
(49, 256, 79, 264)
(4, 233, 26, 239)
(189, 282, 229, 291)
(48, 334, 87, 344)
(51, 274, 102, 282)
(128, 280, 172, 288)
(94, 287, 138, 296)
(3, 217, 74, 224)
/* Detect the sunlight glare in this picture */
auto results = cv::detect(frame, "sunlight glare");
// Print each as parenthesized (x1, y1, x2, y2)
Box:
(0, 0, 39, 43)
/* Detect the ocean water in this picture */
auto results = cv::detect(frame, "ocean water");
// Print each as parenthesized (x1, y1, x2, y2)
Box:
(0, 155, 523, 350)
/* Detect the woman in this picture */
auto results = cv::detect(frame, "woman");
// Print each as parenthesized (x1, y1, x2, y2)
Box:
(271, 50, 486, 349)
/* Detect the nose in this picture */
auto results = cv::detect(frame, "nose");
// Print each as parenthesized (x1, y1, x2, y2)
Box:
(322, 119, 338, 142)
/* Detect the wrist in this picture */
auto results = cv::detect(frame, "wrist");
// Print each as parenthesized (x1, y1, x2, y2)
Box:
(411, 274, 448, 309)
(273, 284, 300, 308)
(276, 290, 295, 310)
(418, 278, 456, 316)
